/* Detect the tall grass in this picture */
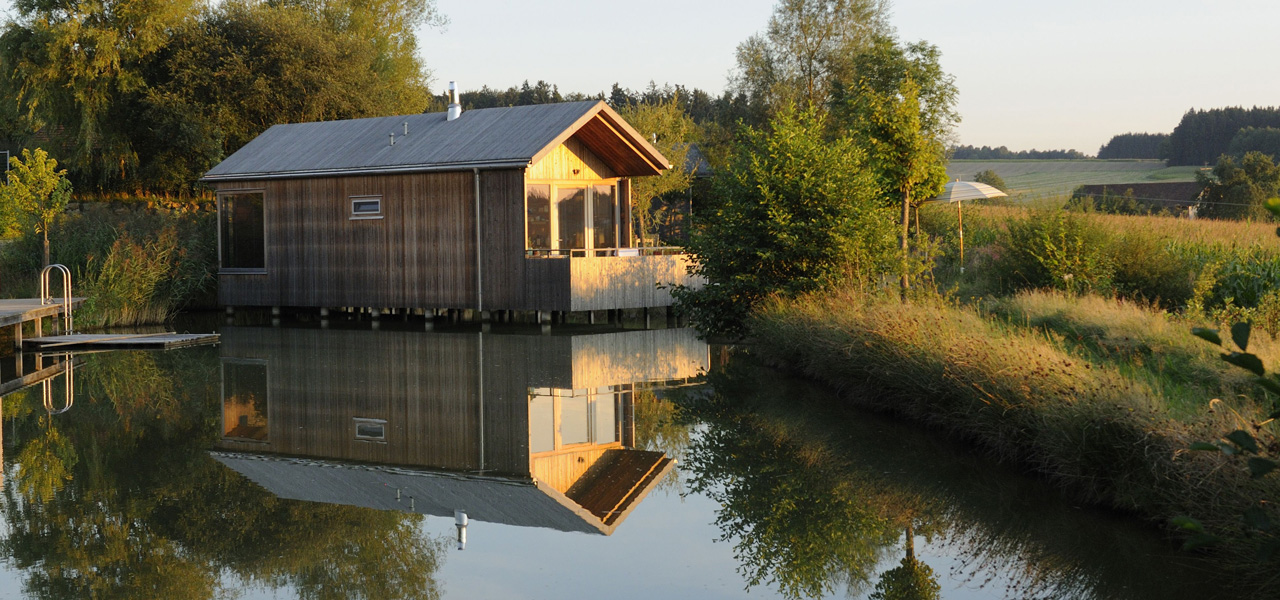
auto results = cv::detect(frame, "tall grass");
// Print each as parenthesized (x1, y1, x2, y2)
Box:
(749, 290, 1280, 589)
(0, 203, 217, 329)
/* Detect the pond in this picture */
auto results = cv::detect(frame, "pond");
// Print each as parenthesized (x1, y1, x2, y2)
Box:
(0, 317, 1243, 599)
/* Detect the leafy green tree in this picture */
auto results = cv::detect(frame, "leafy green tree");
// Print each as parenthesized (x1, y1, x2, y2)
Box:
(868, 522, 942, 600)
(841, 77, 946, 296)
(0, 0, 196, 187)
(616, 98, 696, 245)
(1228, 127, 1280, 161)
(730, 0, 890, 118)
(1197, 151, 1280, 220)
(672, 106, 893, 338)
(4, 148, 72, 266)
(972, 169, 1007, 193)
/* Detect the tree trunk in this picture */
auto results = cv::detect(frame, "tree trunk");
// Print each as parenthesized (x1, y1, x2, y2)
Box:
(42, 230, 50, 268)
(899, 190, 911, 301)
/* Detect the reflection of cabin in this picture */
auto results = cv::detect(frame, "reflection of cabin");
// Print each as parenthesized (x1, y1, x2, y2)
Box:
(202, 100, 700, 315)
(212, 326, 708, 534)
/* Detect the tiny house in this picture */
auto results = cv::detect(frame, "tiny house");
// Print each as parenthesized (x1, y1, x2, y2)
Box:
(201, 97, 698, 315)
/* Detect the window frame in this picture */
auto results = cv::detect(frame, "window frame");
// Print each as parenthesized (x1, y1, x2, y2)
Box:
(524, 179, 620, 256)
(353, 417, 389, 442)
(216, 188, 268, 274)
(350, 195, 383, 220)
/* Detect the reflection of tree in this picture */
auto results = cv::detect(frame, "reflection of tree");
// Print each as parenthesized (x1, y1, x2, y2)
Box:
(681, 372, 899, 599)
(0, 349, 448, 599)
(632, 389, 690, 494)
(14, 417, 77, 503)
(868, 522, 941, 600)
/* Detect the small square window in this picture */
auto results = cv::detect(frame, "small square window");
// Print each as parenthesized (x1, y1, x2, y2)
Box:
(354, 417, 387, 441)
(351, 195, 382, 219)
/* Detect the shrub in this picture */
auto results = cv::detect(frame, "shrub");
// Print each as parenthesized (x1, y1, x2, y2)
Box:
(996, 210, 1113, 294)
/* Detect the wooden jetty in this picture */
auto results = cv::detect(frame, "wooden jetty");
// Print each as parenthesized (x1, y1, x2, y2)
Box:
(0, 298, 83, 348)
(23, 332, 220, 351)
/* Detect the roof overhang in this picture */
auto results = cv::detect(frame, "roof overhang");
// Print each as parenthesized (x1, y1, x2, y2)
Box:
(530, 102, 671, 178)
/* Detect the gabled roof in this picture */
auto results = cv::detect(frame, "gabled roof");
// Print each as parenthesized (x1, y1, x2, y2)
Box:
(202, 100, 670, 182)
(212, 450, 674, 536)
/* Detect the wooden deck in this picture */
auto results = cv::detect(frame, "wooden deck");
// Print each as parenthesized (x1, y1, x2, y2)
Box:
(23, 333, 220, 351)
(0, 298, 82, 328)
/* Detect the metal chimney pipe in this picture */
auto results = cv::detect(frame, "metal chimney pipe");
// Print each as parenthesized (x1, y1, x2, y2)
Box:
(447, 81, 462, 121)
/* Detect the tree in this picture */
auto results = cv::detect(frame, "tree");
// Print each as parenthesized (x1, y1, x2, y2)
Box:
(671, 106, 894, 338)
(833, 35, 956, 297)
(841, 77, 947, 297)
(615, 99, 696, 245)
(1227, 127, 1280, 161)
(0, 0, 197, 187)
(730, 0, 891, 118)
(4, 148, 72, 266)
(1197, 151, 1280, 220)
(972, 169, 1007, 193)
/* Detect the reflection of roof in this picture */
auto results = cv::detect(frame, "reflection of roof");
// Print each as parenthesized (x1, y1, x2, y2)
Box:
(213, 450, 673, 535)
(203, 101, 670, 181)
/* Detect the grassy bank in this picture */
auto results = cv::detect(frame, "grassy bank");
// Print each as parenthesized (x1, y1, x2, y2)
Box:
(0, 202, 217, 329)
(748, 290, 1280, 588)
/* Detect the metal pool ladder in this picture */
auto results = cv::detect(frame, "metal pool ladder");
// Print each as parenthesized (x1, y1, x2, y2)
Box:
(42, 354, 74, 415)
(40, 264, 73, 334)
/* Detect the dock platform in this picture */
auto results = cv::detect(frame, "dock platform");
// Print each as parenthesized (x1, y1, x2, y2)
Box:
(23, 333, 220, 351)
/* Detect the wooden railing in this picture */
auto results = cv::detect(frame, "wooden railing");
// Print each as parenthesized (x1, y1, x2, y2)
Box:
(526, 247, 685, 258)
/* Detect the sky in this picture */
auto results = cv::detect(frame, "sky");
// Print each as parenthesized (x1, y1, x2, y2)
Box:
(417, 0, 1280, 154)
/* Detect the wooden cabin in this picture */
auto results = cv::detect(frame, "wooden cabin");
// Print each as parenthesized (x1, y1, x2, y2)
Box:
(201, 100, 700, 316)
(213, 326, 708, 534)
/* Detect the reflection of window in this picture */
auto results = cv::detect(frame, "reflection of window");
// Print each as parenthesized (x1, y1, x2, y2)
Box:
(528, 386, 624, 452)
(222, 359, 268, 441)
(354, 418, 387, 441)
(351, 195, 382, 219)
(218, 191, 265, 271)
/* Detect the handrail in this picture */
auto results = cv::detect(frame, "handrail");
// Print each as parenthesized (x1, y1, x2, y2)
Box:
(39, 264, 73, 333)
(42, 354, 74, 415)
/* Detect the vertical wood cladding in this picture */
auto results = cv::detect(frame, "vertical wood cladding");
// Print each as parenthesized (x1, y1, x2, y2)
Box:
(217, 171, 476, 308)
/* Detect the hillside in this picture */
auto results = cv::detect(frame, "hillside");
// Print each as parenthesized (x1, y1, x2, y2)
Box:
(946, 159, 1204, 197)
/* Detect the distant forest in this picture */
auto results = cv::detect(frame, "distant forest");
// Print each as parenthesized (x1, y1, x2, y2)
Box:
(1166, 106, 1280, 165)
(436, 80, 757, 129)
(950, 145, 1088, 160)
(1097, 133, 1168, 159)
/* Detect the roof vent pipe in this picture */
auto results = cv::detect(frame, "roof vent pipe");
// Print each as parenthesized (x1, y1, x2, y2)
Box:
(447, 81, 462, 121)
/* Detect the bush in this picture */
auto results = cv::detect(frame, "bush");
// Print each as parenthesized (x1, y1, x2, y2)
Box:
(995, 210, 1113, 294)
(673, 106, 895, 338)
(0, 203, 217, 328)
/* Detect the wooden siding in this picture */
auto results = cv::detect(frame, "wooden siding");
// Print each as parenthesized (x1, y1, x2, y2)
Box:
(217, 171, 477, 309)
(568, 254, 697, 311)
(526, 137, 617, 180)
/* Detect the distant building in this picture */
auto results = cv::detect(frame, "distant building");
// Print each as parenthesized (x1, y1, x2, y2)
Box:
(202, 100, 700, 316)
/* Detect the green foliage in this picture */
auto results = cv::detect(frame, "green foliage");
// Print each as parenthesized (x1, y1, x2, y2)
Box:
(1168, 106, 1280, 166)
(0, 0, 443, 193)
(1097, 132, 1169, 160)
(868, 556, 942, 600)
(1067, 187, 1167, 216)
(3, 148, 72, 265)
(672, 106, 894, 338)
(1227, 127, 1280, 161)
(729, 0, 890, 117)
(971, 169, 1007, 192)
(997, 210, 1114, 295)
(1197, 152, 1280, 220)
(615, 98, 696, 244)
(0, 203, 217, 326)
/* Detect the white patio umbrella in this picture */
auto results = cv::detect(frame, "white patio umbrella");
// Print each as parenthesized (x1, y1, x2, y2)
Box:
(925, 180, 1007, 272)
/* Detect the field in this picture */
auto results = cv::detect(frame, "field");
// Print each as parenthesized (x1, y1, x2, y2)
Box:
(946, 159, 1205, 197)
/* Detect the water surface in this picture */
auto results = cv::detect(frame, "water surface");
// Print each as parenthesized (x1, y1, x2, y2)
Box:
(0, 319, 1240, 599)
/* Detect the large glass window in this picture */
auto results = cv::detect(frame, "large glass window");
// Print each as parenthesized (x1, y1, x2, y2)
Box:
(526, 185, 551, 250)
(219, 192, 265, 270)
(557, 186, 586, 250)
(592, 184, 616, 250)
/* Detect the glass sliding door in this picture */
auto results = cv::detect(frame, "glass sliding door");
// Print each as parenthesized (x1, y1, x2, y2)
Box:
(557, 186, 586, 252)
(592, 184, 616, 253)
(526, 184, 552, 252)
